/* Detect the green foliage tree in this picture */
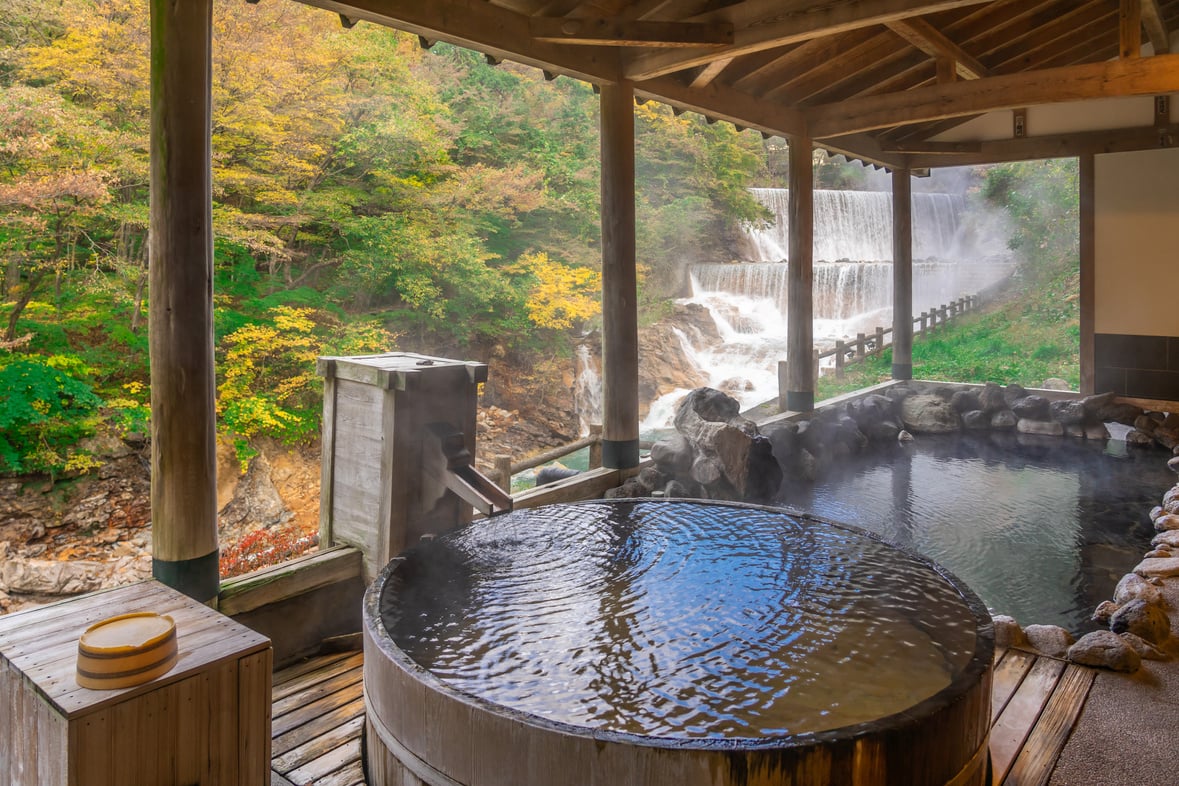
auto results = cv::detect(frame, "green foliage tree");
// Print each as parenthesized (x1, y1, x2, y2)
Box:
(983, 158, 1079, 271)
(0, 354, 102, 475)
(0, 0, 779, 476)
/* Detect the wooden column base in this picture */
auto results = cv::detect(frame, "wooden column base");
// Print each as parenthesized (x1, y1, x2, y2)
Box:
(152, 549, 220, 605)
(601, 438, 639, 469)
(786, 391, 814, 412)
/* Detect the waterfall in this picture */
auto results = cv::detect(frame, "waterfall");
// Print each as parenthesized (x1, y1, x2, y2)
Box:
(633, 186, 1016, 430)
(738, 188, 980, 263)
(574, 344, 602, 436)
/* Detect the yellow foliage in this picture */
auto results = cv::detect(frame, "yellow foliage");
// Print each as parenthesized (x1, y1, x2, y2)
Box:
(514, 252, 600, 330)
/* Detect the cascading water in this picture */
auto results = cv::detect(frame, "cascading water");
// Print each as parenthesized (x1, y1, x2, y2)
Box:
(637, 185, 1015, 430)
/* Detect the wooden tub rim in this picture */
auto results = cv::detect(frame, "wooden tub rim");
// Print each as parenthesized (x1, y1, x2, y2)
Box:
(364, 497, 996, 753)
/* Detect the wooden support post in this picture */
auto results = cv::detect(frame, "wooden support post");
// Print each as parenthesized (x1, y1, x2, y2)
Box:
(1120, 0, 1142, 59)
(920, 312, 928, 335)
(1080, 153, 1095, 394)
(892, 166, 913, 380)
(599, 81, 639, 468)
(588, 424, 603, 469)
(874, 326, 885, 358)
(149, 0, 219, 605)
(784, 133, 814, 412)
(835, 340, 846, 379)
(856, 332, 866, 359)
(495, 455, 512, 494)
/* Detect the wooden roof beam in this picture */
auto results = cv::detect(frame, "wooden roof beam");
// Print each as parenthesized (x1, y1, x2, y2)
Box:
(291, 0, 623, 84)
(529, 17, 734, 48)
(1141, 0, 1171, 53)
(807, 53, 1179, 138)
(623, 0, 995, 81)
(636, 75, 807, 140)
(885, 16, 990, 78)
(905, 123, 1179, 168)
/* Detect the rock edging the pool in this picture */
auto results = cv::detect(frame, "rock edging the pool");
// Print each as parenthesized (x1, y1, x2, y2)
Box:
(619, 381, 1179, 675)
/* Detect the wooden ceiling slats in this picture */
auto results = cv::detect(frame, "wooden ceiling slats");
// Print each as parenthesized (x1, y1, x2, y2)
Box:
(982, 2, 1117, 74)
(306, 0, 1179, 166)
(734, 28, 883, 97)
(721, 27, 881, 95)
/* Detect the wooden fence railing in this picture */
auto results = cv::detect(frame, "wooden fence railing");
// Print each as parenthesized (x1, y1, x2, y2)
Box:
(490, 295, 981, 489)
(816, 295, 978, 380)
(487, 425, 603, 492)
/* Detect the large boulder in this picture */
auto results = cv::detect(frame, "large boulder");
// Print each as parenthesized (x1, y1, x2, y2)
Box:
(846, 395, 902, 442)
(673, 387, 781, 500)
(649, 433, 694, 475)
(1049, 398, 1087, 426)
(1114, 572, 1164, 605)
(1109, 598, 1171, 645)
(1017, 418, 1064, 437)
(1068, 630, 1142, 672)
(1011, 395, 1051, 420)
(1024, 624, 1075, 657)
(979, 382, 1008, 413)
(900, 394, 960, 434)
(950, 389, 981, 413)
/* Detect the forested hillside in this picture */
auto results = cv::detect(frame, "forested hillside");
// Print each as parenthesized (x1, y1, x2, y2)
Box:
(0, 0, 770, 476)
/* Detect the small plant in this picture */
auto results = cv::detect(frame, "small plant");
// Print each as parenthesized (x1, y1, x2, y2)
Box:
(0, 355, 103, 476)
(219, 524, 319, 578)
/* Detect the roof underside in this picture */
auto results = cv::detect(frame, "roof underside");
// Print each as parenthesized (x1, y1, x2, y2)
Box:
(296, 0, 1179, 169)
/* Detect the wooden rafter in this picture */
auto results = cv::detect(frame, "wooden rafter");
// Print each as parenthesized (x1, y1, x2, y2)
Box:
(623, 0, 995, 81)
(636, 74, 807, 138)
(291, 0, 623, 83)
(1141, 0, 1172, 53)
(807, 53, 1179, 138)
(529, 17, 733, 47)
(689, 57, 734, 87)
(1121, 0, 1143, 58)
(885, 16, 990, 78)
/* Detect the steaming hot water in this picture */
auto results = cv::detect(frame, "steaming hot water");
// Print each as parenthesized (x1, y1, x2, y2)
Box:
(382, 500, 984, 738)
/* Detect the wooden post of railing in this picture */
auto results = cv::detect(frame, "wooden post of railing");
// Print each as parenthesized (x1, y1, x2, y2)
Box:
(874, 326, 885, 357)
(959, 296, 967, 315)
(856, 332, 866, 359)
(920, 311, 928, 335)
(835, 340, 846, 379)
(940, 304, 948, 324)
(813, 348, 820, 387)
(495, 455, 512, 494)
(588, 424, 603, 469)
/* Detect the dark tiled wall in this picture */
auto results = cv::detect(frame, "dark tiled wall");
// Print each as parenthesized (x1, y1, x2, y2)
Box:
(1094, 333, 1179, 399)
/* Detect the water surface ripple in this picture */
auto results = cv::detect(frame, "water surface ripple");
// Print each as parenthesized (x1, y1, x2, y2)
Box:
(383, 500, 980, 739)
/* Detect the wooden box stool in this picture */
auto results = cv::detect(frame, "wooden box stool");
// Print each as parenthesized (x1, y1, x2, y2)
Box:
(0, 580, 272, 785)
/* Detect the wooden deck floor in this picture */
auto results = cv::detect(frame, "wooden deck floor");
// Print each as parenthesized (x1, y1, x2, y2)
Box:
(270, 646, 1095, 786)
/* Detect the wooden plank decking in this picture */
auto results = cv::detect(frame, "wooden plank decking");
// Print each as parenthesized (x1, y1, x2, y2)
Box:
(269, 646, 1095, 786)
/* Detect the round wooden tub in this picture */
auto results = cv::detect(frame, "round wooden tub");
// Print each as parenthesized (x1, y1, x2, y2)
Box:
(363, 500, 994, 786)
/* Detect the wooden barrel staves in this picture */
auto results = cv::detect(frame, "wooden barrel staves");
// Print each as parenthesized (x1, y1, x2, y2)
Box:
(362, 501, 994, 786)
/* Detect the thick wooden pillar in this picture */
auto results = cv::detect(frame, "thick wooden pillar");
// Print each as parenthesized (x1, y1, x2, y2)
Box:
(599, 81, 639, 468)
(783, 134, 814, 412)
(1079, 153, 1095, 395)
(149, 0, 219, 604)
(892, 167, 913, 380)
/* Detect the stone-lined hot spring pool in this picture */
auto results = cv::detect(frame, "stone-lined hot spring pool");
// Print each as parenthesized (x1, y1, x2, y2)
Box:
(775, 430, 1173, 632)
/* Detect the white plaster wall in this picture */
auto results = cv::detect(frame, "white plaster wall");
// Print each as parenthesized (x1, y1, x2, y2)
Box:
(932, 93, 1178, 143)
(1095, 147, 1179, 335)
